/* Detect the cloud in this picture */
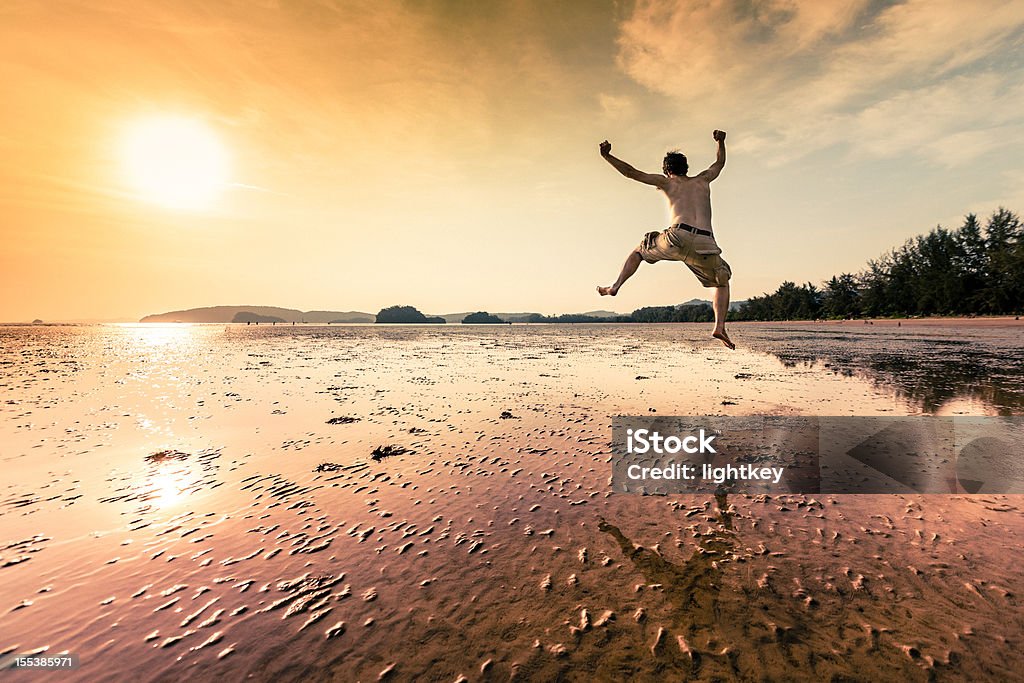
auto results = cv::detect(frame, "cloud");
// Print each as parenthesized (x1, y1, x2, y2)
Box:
(598, 93, 637, 120)
(615, 0, 1024, 165)
(849, 73, 1024, 164)
(617, 0, 869, 98)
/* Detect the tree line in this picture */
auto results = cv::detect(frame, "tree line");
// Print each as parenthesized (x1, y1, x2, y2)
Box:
(526, 306, 715, 323)
(732, 208, 1024, 320)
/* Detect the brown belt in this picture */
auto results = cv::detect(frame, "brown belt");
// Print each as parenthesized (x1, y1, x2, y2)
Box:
(672, 223, 713, 237)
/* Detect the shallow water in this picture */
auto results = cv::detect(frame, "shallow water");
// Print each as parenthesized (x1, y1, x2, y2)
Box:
(1, 323, 1021, 681)
(740, 322, 1024, 415)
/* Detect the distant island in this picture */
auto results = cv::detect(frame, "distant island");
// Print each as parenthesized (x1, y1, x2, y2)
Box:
(462, 311, 507, 324)
(375, 305, 446, 324)
(140, 305, 374, 323)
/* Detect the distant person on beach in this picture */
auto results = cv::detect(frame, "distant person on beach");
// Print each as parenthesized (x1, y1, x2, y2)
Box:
(597, 130, 735, 349)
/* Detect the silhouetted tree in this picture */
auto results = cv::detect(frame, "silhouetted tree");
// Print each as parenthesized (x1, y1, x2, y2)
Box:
(822, 274, 860, 318)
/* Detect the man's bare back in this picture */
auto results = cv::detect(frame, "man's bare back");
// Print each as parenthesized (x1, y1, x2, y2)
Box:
(659, 174, 714, 232)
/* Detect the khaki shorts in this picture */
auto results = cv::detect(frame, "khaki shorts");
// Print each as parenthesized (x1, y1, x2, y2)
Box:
(637, 226, 732, 288)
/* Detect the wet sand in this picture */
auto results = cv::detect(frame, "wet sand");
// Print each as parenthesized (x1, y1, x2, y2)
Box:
(1, 323, 1021, 681)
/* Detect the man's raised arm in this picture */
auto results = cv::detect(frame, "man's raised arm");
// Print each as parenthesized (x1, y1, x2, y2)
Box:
(599, 140, 666, 187)
(700, 130, 727, 181)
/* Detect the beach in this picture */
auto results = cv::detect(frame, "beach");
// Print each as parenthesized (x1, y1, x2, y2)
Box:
(1, 322, 1022, 681)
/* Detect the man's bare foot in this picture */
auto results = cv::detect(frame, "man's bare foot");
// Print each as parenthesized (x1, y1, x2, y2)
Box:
(712, 330, 736, 350)
(597, 285, 618, 296)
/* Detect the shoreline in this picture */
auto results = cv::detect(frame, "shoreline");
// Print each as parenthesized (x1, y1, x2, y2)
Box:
(731, 315, 1024, 328)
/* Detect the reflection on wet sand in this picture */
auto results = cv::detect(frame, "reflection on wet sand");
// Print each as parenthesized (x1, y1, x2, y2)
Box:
(742, 324, 1024, 414)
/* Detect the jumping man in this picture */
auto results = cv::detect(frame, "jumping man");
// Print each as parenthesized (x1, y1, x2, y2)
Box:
(597, 130, 735, 350)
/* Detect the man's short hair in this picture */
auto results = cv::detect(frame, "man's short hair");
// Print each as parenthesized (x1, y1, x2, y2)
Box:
(663, 151, 688, 176)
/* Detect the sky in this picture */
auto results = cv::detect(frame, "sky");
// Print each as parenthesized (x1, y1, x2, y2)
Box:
(2, 0, 1023, 321)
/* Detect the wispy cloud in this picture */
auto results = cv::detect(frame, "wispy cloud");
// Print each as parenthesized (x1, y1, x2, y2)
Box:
(598, 93, 637, 120)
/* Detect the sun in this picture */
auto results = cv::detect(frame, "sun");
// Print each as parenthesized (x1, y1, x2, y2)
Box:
(121, 115, 229, 210)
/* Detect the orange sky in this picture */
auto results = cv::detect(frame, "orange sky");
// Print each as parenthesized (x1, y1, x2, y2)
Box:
(3, 1, 1023, 321)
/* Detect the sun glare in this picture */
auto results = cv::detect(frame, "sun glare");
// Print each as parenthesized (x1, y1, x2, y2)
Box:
(121, 115, 229, 210)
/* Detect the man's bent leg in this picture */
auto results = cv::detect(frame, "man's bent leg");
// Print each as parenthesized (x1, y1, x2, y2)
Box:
(598, 249, 643, 297)
(712, 284, 735, 350)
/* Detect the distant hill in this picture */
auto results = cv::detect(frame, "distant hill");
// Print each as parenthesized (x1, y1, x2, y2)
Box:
(679, 298, 747, 312)
(140, 306, 374, 323)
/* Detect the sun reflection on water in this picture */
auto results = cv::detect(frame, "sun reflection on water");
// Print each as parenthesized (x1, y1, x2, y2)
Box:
(117, 323, 200, 350)
(121, 448, 222, 514)
(148, 464, 190, 509)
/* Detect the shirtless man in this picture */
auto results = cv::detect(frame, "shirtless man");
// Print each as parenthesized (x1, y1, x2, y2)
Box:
(597, 130, 735, 350)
